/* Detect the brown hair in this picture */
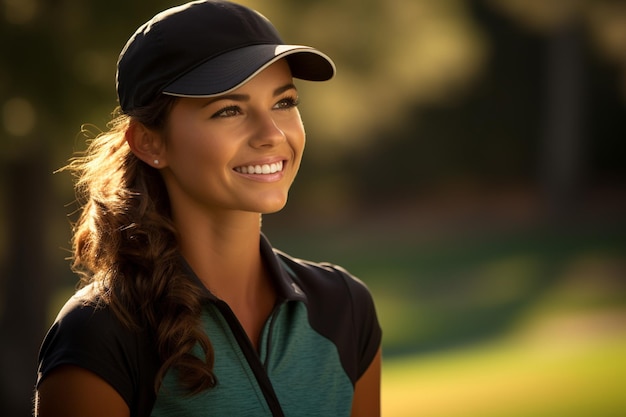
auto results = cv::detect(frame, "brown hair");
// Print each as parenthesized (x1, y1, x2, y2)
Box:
(63, 95, 216, 395)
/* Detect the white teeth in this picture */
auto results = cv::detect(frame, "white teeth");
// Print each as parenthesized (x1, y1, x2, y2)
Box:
(235, 161, 283, 174)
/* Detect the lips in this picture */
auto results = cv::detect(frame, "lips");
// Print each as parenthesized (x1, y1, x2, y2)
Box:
(234, 160, 284, 175)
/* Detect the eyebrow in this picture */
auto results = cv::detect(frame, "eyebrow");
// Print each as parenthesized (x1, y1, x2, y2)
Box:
(202, 83, 298, 107)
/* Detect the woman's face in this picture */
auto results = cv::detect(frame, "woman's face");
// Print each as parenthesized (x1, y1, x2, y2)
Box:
(159, 59, 305, 217)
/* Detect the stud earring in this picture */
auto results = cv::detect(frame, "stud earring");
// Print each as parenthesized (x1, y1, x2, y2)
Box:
(154, 159, 159, 165)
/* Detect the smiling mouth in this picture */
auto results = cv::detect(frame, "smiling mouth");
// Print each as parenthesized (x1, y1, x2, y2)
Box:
(234, 161, 284, 175)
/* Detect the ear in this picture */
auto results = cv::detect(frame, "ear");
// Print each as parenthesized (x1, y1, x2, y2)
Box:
(125, 120, 167, 168)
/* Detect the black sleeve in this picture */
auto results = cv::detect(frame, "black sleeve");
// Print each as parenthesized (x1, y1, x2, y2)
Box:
(330, 264, 382, 379)
(36, 290, 158, 417)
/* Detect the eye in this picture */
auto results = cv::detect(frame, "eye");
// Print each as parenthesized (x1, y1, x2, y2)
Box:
(211, 105, 242, 118)
(273, 96, 300, 110)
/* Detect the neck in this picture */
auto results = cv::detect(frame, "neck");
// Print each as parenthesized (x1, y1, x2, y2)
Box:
(173, 209, 265, 301)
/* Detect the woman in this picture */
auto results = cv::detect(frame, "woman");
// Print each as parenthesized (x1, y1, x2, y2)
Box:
(35, 1, 382, 416)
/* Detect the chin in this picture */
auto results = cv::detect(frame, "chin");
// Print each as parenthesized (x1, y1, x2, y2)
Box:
(256, 195, 289, 214)
(240, 187, 291, 214)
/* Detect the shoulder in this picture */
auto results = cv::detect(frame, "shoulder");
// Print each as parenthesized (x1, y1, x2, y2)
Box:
(44, 284, 137, 351)
(37, 284, 157, 413)
(44, 285, 121, 347)
(275, 250, 374, 305)
(39, 284, 133, 377)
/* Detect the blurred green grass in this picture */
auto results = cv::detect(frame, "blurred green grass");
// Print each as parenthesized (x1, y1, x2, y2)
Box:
(382, 327, 626, 417)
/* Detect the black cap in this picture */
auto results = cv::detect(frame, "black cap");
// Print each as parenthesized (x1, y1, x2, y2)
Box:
(116, 0, 336, 113)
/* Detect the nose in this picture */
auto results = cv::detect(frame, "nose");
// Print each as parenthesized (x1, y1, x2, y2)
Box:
(249, 111, 286, 148)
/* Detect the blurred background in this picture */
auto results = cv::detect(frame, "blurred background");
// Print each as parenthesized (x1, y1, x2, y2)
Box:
(1, 0, 625, 416)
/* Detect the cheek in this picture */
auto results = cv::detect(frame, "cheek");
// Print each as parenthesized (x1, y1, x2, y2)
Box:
(165, 126, 224, 178)
(287, 116, 306, 153)
(167, 133, 203, 167)
(167, 116, 219, 159)
(290, 134, 305, 177)
(295, 133, 305, 160)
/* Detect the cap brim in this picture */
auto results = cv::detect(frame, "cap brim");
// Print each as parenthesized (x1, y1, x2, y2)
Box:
(162, 44, 335, 98)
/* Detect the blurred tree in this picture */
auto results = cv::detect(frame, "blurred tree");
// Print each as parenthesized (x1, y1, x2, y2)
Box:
(486, 0, 626, 213)
(0, 1, 177, 415)
(539, 19, 586, 216)
(1, 3, 62, 415)
(306, 0, 626, 220)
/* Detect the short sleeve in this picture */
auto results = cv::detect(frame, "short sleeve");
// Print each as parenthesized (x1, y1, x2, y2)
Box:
(332, 265, 382, 378)
(36, 287, 157, 416)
